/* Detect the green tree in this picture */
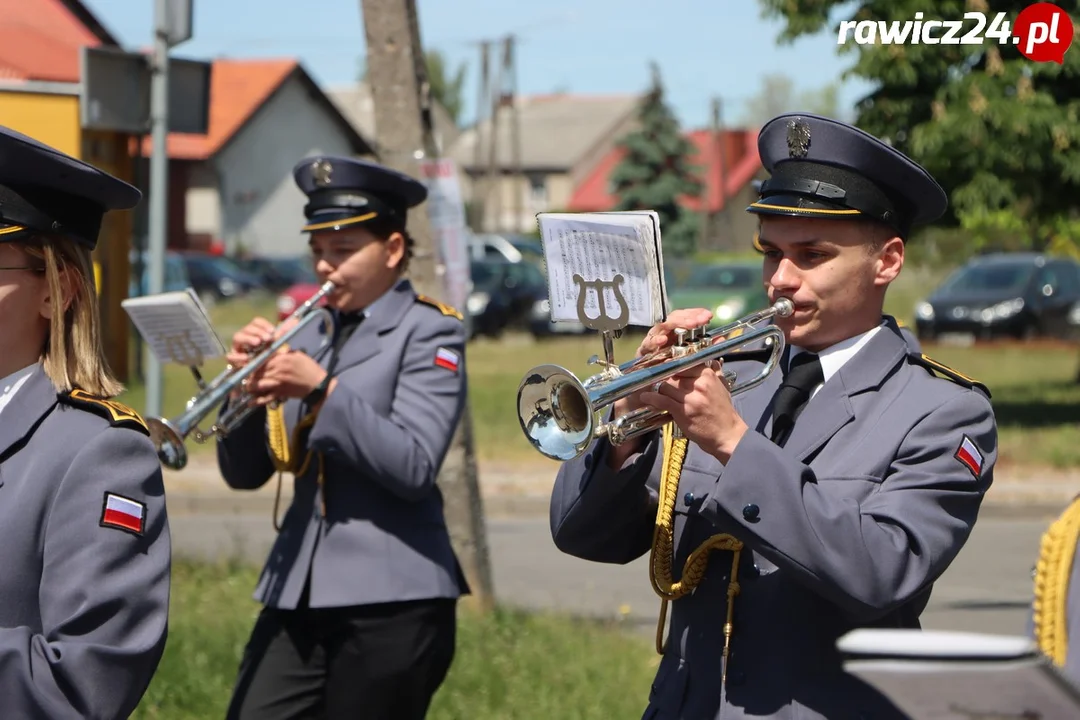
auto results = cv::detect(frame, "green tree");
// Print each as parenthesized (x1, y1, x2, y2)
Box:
(758, 1, 1080, 256)
(610, 62, 703, 257)
(424, 49, 467, 126)
(738, 73, 844, 126)
(358, 49, 467, 126)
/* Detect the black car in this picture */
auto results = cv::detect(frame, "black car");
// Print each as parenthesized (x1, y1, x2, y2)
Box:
(237, 255, 318, 293)
(181, 253, 264, 305)
(465, 259, 547, 338)
(915, 253, 1080, 341)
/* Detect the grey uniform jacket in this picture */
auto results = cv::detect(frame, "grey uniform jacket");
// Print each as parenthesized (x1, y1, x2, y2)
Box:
(550, 317, 997, 720)
(217, 278, 470, 610)
(0, 365, 171, 719)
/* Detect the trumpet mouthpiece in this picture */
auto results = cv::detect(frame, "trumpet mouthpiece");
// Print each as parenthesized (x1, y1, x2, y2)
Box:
(773, 298, 795, 317)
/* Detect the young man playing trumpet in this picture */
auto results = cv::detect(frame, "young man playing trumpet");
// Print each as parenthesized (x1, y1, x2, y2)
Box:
(549, 113, 998, 720)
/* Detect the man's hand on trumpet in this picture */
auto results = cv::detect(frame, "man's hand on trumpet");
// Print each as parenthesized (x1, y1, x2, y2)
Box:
(605, 308, 749, 466)
(638, 358, 749, 464)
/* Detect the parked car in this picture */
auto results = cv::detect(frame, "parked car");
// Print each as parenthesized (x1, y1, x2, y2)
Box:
(181, 253, 264, 305)
(914, 252, 1080, 341)
(467, 259, 549, 338)
(237, 255, 318, 293)
(664, 260, 768, 328)
(276, 280, 325, 321)
(128, 250, 191, 298)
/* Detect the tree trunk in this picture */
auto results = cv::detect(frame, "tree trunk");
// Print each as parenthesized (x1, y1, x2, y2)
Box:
(359, 0, 495, 612)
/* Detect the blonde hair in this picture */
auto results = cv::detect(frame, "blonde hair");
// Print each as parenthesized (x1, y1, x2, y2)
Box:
(21, 235, 122, 397)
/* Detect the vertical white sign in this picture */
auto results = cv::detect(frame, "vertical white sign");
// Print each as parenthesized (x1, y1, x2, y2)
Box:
(418, 158, 471, 317)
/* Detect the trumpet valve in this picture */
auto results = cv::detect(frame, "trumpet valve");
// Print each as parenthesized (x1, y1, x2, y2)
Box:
(690, 324, 710, 351)
(672, 328, 690, 358)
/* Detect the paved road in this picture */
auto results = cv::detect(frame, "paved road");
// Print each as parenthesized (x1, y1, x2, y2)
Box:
(170, 506, 1057, 639)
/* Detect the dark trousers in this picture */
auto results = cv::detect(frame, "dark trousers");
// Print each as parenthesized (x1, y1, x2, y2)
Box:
(225, 597, 457, 720)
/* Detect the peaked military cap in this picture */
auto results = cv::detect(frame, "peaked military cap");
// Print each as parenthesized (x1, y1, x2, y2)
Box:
(747, 113, 947, 238)
(0, 124, 142, 250)
(293, 156, 428, 233)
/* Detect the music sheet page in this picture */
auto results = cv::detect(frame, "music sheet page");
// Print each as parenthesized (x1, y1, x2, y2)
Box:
(122, 290, 226, 366)
(538, 215, 662, 328)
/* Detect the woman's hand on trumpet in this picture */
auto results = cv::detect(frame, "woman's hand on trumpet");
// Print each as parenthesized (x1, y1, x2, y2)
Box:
(228, 316, 306, 402)
(228, 317, 278, 369)
(248, 351, 331, 406)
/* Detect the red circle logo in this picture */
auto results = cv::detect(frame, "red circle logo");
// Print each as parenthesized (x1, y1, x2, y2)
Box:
(1013, 3, 1074, 63)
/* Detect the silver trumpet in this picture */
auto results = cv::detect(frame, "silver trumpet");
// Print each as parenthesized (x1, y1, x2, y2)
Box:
(516, 298, 794, 462)
(146, 280, 337, 471)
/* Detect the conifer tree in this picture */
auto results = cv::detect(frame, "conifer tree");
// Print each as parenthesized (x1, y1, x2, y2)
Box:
(610, 62, 703, 257)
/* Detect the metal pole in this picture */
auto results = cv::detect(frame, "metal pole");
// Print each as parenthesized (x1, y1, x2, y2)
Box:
(145, 0, 171, 419)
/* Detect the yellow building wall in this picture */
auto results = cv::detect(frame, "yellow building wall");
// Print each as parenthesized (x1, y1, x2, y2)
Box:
(0, 91, 136, 383)
(0, 92, 81, 156)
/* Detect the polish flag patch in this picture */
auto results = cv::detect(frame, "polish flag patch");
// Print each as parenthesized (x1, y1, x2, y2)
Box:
(434, 347, 460, 373)
(954, 435, 984, 478)
(100, 492, 147, 536)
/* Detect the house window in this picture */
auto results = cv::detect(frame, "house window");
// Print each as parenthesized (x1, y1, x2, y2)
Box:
(528, 174, 548, 208)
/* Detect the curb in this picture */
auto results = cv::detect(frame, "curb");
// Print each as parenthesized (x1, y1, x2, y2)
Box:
(163, 487, 1079, 521)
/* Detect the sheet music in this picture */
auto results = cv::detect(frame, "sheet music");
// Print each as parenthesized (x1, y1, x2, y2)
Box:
(121, 289, 226, 366)
(838, 629, 1080, 718)
(537, 213, 664, 328)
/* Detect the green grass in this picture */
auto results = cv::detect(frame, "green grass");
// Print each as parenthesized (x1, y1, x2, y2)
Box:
(131, 560, 658, 720)
(116, 268, 1080, 469)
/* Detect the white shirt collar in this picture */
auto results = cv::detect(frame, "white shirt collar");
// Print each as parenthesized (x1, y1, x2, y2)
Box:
(790, 326, 882, 398)
(0, 363, 38, 418)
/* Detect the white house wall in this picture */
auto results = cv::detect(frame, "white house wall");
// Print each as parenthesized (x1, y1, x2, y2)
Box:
(185, 163, 219, 235)
(212, 76, 358, 257)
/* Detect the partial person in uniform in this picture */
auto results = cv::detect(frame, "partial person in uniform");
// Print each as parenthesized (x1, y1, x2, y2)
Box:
(549, 113, 997, 719)
(218, 156, 469, 720)
(1030, 491, 1080, 685)
(0, 125, 170, 718)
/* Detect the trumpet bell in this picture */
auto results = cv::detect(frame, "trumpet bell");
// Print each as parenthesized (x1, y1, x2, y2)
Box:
(515, 298, 794, 462)
(147, 417, 187, 470)
(517, 364, 596, 461)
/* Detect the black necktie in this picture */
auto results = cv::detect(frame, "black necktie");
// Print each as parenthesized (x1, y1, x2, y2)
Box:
(770, 351, 824, 446)
(327, 312, 363, 376)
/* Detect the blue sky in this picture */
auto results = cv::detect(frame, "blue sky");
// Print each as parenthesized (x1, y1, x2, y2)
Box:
(84, 0, 874, 130)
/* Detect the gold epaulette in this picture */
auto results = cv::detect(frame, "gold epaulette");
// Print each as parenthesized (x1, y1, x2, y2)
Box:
(1033, 495, 1080, 667)
(908, 352, 991, 399)
(59, 389, 149, 436)
(416, 294, 463, 320)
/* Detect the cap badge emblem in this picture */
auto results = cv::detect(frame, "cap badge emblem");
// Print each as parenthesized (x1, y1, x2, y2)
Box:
(312, 159, 333, 187)
(786, 118, 811, 159)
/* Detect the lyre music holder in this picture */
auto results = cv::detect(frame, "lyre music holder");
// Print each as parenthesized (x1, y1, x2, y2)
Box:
(572, 273, 631, 374)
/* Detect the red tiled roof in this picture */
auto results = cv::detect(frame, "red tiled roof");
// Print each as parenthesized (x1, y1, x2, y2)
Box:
(136, 59, 299, 161)
(568, 129, 763, 213)
(0, 0, 109, 82)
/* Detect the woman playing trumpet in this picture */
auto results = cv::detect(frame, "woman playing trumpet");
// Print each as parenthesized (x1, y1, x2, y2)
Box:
(217, 156, 469, 720)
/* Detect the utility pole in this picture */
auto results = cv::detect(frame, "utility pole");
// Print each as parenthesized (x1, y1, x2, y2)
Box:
(502, 35, 523, 233)
(483, 46, 503, 233)
(145, 0, 194, 417)
(471, 41, 491, 234)
(713, 97, 734, 250)
(359, 0, 495, 613)
(144, 0, 172, 420)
